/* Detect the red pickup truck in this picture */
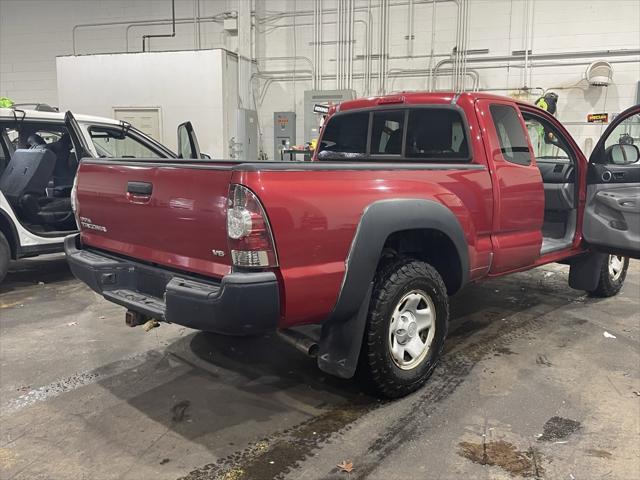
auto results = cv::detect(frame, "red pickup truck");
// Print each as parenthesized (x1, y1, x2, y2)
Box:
(65, 93, 640, 398)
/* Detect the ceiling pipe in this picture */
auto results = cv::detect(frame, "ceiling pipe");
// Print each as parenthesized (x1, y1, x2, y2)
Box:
(125, 17, 223, 52)
(142, 0, 176, 52)
(255, 68, 479, 105)
(259, 0, 453, 24)
(434, 48, 640, 90)
(367, 0, 373, 95)
(426, 0, 438, 90)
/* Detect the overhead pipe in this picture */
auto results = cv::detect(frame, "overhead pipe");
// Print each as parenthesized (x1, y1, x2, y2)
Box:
(73, 0, 453, 56)
(523, 0, 530, 89)
(142, 0, 176, 52)
(426, 0, 438, 90)
(259, 0, 453, 25)
(255, 54, 639, 105)
(256, 68, 479, 105)
(462, 0, 470, 90)
(527, 0, 537, 88)
(434, 48, 640, 91)
(193, 0, 201, 49)
(367, 0, 373, 95)
(319, 0, 324, 89)
(314, 0, 319, 89)
(389, 67, 480, 92)
(264, 16, 370, 91)
(336, 0, 341, 89)
(74, 14, 220, 55)
(407, 0, 414, 58)
(125, 16, 223, 52)
(349, 0, 355, 89)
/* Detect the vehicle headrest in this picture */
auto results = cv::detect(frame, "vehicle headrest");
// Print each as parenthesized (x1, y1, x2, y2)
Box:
(27, 133, 46, 148)
(46, 133, 72, 155)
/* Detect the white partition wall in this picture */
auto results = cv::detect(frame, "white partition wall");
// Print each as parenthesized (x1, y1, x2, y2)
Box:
(56, 49, 238, 158)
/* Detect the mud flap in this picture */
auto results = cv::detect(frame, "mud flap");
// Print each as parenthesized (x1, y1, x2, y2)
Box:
(317, 283, 373, 379)
(568, 252, 607, 291)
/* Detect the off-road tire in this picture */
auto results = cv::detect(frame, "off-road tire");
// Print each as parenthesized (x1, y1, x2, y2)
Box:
(358, 258, 449, 398)
(0, 231, 10, 284)
(588, 255, 629, 298)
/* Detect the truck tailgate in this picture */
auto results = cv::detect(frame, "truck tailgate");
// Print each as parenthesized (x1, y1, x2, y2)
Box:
(76, 160, 235, 278)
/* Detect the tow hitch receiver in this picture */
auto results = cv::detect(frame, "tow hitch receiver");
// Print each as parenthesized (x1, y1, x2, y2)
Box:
(125, 310, 150, 327)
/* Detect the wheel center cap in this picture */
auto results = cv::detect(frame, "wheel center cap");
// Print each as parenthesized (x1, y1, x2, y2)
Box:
(407, 321, 417, 337)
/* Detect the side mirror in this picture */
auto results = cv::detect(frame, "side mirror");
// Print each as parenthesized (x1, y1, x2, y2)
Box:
(608, 143, 639, 165)
(177, 121, 201, 159)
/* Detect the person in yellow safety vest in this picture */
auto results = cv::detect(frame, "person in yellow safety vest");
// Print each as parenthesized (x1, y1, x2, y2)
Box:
(535, 92, 558, 116)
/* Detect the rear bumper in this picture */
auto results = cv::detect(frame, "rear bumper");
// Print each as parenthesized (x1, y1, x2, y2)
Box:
(64, 234, 280, 335)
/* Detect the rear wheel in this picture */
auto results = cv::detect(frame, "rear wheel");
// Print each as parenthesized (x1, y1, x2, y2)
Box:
(358, 258, 449, 398)
(0, 231, 10, 284)
(588, 254, 629, 298)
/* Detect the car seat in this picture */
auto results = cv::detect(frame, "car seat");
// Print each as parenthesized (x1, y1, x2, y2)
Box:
(0, 149, 75, 230)
(27, 133, 47, 149)
(46, 134, 76, 195)
(384, 128, 404, 154)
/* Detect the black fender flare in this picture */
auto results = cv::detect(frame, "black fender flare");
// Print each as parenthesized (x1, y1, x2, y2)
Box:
(317, 198, 470, 378)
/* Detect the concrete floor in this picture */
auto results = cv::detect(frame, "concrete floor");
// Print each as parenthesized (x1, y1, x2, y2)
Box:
(1, 255, 638, 480)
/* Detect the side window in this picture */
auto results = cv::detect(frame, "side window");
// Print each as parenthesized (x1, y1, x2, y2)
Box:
(405, 109, 470, 160)
(317, 111, 369, 157)
(370, 110, 404, 155)
(602, 112, 640, 165)
(522, 112, 574, 163)
(489, 104, 531, 166)
(89, 127, 161, 158)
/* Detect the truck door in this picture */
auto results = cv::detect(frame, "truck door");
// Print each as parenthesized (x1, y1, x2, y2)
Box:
(583, 104, 640, 258)
(476, 99, 545, 273)
(177, 121, 202, 159)
(64, 111, 93, 160)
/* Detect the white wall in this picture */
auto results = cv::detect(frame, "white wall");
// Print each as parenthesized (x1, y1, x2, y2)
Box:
(1, 0, 639, 158)
(57, 49, 236, 157)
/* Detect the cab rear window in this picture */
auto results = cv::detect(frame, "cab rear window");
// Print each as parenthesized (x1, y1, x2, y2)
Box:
(317, 111, 368, 158)
(317, 107, 470, 162)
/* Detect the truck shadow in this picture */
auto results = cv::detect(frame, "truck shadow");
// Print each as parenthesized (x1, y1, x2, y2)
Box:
(95, 265, 589, 460)
(97, 328, 367, 451)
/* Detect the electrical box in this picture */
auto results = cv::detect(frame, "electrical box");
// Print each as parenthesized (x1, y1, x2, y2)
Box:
(224, 18, 238, 34)
(235, 109, 258, 160)
(303, 89, 356, 144)
(274, 111, 296, 161)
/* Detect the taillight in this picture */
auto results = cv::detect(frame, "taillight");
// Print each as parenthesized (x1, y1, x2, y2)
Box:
(226, 184, 278, 268)
(70, 174, 81, 228)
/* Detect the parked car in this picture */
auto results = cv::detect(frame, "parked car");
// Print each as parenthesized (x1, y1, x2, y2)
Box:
(65, 93, 639, 397)
(0, 106, 203, 283)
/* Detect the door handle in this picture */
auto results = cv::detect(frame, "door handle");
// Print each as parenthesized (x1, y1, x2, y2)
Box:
(127, 181, 153, 195)
(126, 181, 153, 204)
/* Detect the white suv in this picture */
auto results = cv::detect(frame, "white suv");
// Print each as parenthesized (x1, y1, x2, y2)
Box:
(0, 106, 201, 283)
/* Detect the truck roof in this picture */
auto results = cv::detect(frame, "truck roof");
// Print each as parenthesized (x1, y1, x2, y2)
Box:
(0, 107, 122, 125)
(337, 91, 530, 112)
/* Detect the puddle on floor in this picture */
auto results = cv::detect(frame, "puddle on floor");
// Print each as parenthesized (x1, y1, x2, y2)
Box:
(538, 416, 581, 442)
(458, 440, 544, 478)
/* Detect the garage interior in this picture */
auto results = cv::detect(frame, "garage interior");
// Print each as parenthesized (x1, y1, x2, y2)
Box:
(1, 1, 639, 479)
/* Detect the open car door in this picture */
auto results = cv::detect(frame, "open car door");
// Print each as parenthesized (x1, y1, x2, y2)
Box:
(583, 104, 640, 259)
(64, 111, 93, 160)
(177, 121, 202, 159)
